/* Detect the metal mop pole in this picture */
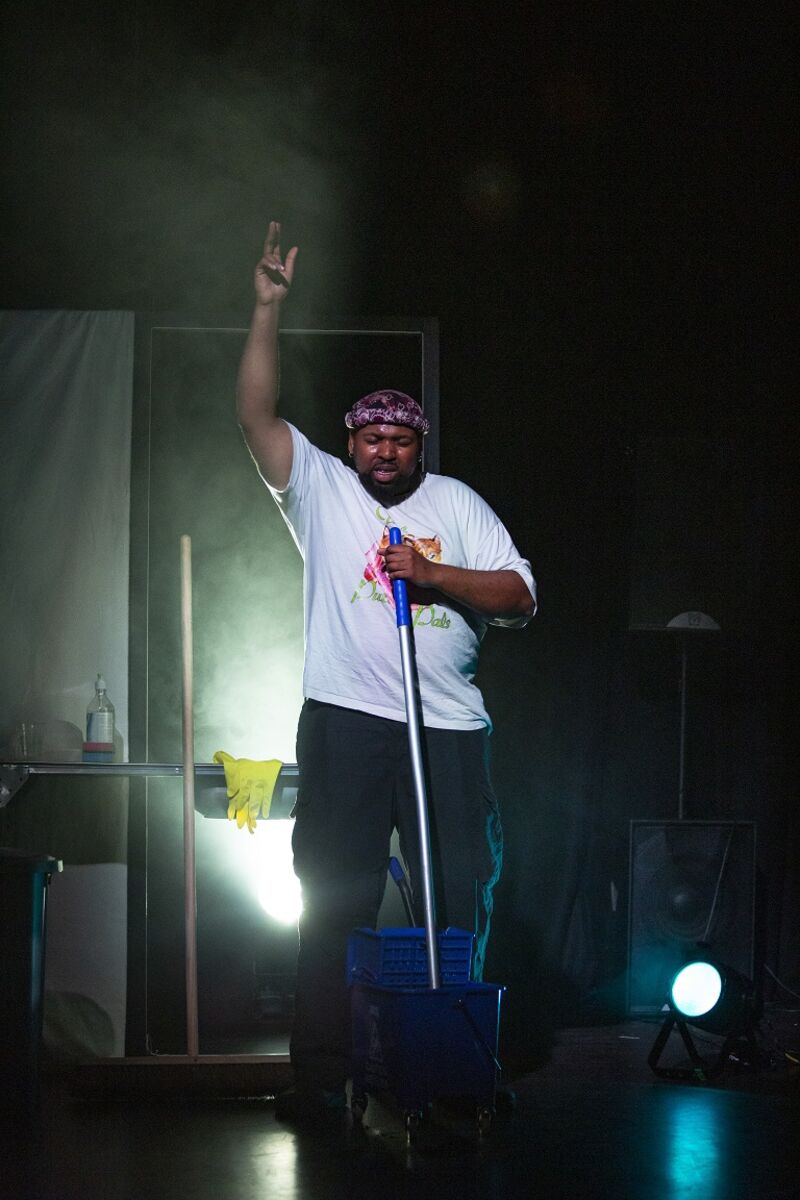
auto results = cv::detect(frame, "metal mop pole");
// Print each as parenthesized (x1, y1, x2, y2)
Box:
(180, 534, 200, 1055)
(389, 527, 441, 990)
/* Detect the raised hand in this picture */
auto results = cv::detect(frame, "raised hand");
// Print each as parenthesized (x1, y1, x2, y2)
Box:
(254, 220, 298, 306)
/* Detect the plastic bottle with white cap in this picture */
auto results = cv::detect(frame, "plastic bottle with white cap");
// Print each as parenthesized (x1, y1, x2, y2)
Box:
(85, 674, 115, 753)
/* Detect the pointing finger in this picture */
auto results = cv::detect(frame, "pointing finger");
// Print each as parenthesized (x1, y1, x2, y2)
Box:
(262, 220, 280, 258)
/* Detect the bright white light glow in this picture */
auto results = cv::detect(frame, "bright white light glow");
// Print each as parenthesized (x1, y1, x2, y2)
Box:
(226, 818, 303, 925)
(255, 820, 303, 924)
(671, 961, 722, 1018)
(255, 821, 303, 924)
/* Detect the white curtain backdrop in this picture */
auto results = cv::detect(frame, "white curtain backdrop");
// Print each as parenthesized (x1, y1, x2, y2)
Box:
(0, 309, 133, 1057)
(0, 309, 132, 750)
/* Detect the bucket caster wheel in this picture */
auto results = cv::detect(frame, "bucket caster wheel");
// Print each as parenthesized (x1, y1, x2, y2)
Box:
(477, 1106, 494, 1137)
(404, 1109, 423, 1143)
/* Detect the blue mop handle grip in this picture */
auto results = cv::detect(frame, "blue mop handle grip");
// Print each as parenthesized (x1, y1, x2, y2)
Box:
(388, 526, 411, 627)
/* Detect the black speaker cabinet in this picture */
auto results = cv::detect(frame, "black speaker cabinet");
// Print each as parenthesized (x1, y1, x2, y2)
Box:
(627, 820, 756, 1014)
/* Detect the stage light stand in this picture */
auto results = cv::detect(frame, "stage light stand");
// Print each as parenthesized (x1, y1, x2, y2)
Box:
(648, 958, 763, 1082)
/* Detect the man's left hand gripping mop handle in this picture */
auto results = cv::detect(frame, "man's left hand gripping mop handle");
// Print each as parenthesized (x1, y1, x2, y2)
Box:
(389, 526, 411, 627)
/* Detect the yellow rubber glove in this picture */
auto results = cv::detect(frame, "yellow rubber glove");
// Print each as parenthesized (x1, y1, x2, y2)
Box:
(213, 751, 283, 834)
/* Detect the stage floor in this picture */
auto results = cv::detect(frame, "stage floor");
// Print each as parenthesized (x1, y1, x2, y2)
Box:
(3, 1012, 798, 1200)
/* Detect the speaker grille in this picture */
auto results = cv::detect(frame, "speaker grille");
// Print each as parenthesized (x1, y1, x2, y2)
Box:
(627, 820, 756, 1014)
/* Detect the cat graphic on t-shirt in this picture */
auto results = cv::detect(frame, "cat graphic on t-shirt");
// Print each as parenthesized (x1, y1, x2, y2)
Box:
(363, 527, 442, 606)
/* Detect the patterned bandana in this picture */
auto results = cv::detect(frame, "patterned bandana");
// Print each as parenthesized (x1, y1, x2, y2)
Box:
(344, 390, 430, 436)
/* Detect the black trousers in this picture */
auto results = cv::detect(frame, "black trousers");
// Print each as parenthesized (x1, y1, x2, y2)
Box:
(290, 699, 503, 1094)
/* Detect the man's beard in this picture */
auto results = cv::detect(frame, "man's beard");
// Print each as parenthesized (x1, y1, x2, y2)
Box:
(357, 465, 423, 504)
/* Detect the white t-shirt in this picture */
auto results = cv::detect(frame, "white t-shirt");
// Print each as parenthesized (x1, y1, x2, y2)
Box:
(267, 423, 536, 731)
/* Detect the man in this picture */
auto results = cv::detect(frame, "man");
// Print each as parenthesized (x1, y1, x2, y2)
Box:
(237, 221, 536, 1122)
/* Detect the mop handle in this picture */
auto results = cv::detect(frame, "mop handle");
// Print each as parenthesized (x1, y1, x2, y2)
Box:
(389, 527, 412, 627)
(388, 527, 441, 989)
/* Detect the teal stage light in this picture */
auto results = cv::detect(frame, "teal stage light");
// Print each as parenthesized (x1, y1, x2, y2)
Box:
(670, 961, 723, 1020)
(648, 956, 762, 1081)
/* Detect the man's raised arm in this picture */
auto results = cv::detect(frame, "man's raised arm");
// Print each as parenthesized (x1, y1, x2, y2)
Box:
(236, 220, 298, 489)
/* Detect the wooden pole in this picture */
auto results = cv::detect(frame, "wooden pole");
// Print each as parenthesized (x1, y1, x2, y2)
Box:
(180, 534, 200, 1056)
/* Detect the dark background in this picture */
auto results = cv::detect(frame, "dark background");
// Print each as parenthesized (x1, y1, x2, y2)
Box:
(2, 2, 797, 1061)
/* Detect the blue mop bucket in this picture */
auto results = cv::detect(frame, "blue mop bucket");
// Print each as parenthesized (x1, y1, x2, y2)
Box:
(351, 980, 503, 1111)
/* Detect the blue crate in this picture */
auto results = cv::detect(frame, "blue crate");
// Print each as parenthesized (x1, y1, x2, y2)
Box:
(351, 981, 504, 1109)
(347, 927, 473, 987)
